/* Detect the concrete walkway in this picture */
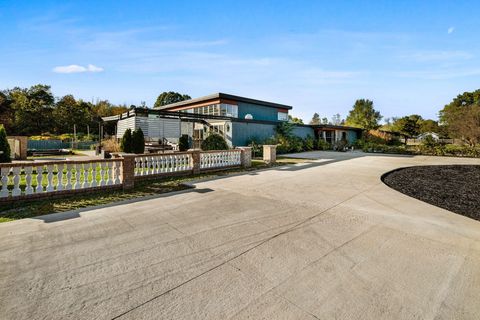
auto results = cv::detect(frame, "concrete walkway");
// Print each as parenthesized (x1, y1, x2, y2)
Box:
(1, 152, 479, 319)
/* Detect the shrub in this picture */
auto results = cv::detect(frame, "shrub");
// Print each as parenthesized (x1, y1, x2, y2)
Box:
(120, 129, 132, 153)
(303, 135, 315, 151)
(101, 138, 120, 152)
(132, 128, 145, 154)
(247, 137, 263, 158)
(317, 139, 331, 150)
(333, 139, 349, 151)
(0, 125, 11, 163)
(179, 134, 190, 151)
(201, 133, 229, 151)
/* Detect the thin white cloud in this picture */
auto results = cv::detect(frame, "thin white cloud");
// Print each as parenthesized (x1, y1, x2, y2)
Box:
(53, 64, 104, 73)
(448, 27, 455, 34)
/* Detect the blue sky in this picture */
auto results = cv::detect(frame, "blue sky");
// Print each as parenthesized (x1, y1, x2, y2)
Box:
(1, 1, 479, 122)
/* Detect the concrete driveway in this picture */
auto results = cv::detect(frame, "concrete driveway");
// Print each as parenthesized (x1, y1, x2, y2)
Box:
(1, 152, 479, 319)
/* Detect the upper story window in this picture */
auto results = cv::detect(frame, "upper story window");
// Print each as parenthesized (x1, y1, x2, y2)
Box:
(277, 112, 288, 121)
(181, 104, 238, 118)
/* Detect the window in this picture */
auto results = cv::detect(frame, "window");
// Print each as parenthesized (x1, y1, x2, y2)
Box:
(277, 112, 288, 121)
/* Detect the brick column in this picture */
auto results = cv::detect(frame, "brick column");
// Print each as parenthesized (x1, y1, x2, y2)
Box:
(191, 150, 201, 174)
(263, 145, 277, 164)
(238, 147, 252, 168)
(120, 154, 136, 190)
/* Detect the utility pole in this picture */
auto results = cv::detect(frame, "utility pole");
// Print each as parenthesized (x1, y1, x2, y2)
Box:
(87, 125, 90, 140)
(73, 124, 77, 149)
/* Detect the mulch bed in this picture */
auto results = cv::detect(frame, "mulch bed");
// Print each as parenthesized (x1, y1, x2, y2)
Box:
(382, 165, 480, 221)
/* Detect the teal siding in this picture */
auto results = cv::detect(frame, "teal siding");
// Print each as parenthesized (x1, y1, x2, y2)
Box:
(231, 122, 276, 146)
(292, 126, 314, 139)
(237, 102, 284, 122)
(347, 130, 359, 144)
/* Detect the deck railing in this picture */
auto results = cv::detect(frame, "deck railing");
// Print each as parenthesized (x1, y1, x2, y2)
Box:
(0, 148, 251, 202)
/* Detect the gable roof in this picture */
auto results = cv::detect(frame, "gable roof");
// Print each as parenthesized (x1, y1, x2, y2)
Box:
(154, 92, 293, 110)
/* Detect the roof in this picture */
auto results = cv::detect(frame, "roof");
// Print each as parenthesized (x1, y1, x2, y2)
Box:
(154, 92, 293, 110)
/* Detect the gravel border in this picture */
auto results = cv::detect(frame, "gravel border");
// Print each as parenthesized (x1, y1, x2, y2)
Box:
(382, 165, 480, 221)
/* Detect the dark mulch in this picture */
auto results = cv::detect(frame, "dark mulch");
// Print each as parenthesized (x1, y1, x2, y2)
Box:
(382, 165, 480, 221)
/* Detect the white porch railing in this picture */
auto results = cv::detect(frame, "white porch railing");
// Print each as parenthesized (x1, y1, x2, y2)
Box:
(134, 153, 193, 177)
(0, 159, 122, 199)
(200, 150, 242, 169)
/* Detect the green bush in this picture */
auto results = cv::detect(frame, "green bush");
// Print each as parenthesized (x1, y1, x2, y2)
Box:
(303, 135, 315, 151)
(120, 129, 132, 153)
(317, 139, 331, 150)
(201, 133, 229, 151)
(247, 137, 263, 157)
(0, 125, 11, 163)
(179, 134, 190, 151)
(132, 128, 145, 154)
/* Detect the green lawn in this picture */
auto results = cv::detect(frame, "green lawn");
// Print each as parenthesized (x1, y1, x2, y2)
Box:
(0, 158, 308, 223)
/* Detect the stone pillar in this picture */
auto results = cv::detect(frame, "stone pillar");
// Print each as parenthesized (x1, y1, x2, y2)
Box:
(263, 145, 277, 164)
(17, 136, 27, 160)
(190, 150, 201, 174)
(120, 154, 136, 190)
(237, 147, 252, 168)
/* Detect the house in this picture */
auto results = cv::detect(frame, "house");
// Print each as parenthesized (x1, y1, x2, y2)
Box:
(102, 92, 362, 148)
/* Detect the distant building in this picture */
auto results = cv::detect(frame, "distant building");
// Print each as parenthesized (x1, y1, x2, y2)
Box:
(102, 92, 362, 148)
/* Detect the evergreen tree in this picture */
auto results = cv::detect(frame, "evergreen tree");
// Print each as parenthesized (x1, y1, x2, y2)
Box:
(120, 128, 132, 153)
(0, 125, 11, 163)
(132, 128, 145, 154)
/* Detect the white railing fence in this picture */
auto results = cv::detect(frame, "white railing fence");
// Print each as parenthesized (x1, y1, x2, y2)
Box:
(200, 150, 242, 169)
(134, 153, 193, 176)
(0, 147, 251, 200)
(0, 160, 122, 199)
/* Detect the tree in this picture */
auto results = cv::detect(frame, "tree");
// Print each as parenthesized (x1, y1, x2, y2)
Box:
(309, 113, 321, 125)
(53, 95, 92, 134)
(288, 115, 304, 124)
(331, 113, 343, 125)
(120, 129, 132, 153)
(132, 128, 145, 154)
(321, 117, 329, 124)
(0, 91, 14, 133)
(391, 114, 423, 137)
(345, 99, 382, 130)
(0, 125, 11, 163)
(201, 133, 229, 151)
(8, 84, 55, 135)
(439, 89, 480, 145)
(420, 119, 440, 134)
(154, 91, 191, 108)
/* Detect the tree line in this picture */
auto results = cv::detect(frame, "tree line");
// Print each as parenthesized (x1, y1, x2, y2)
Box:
(296, 90, 480, 146)
(0, 85, 193, 138)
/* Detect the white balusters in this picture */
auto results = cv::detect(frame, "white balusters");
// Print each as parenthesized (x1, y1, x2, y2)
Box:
(36, 165, 43, 193)
(106, 162, 113, 186)
(74, 163, 82, 189)
(99, 162, 107, 186)
(11, 167, 21, 196)
(57, 164, 64, 191)
(82, 163, 90, 188)
(114, 161, 121, 184)
(46, 164, 54, 192)
(25, 166, 34, 195)
(91, 163, 98, 187)
(0, 167, 9, 198)
(65, 163, 73, 190)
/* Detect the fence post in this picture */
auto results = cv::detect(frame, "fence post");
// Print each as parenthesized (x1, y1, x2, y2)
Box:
(263, 145, 277, 164)
(120, 154, 136, 190)
(238, 147, 252, 168)
(191, 150, 201, 174)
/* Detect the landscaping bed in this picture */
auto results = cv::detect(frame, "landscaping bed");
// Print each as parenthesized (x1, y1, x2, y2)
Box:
(382, 165, 480, 221)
